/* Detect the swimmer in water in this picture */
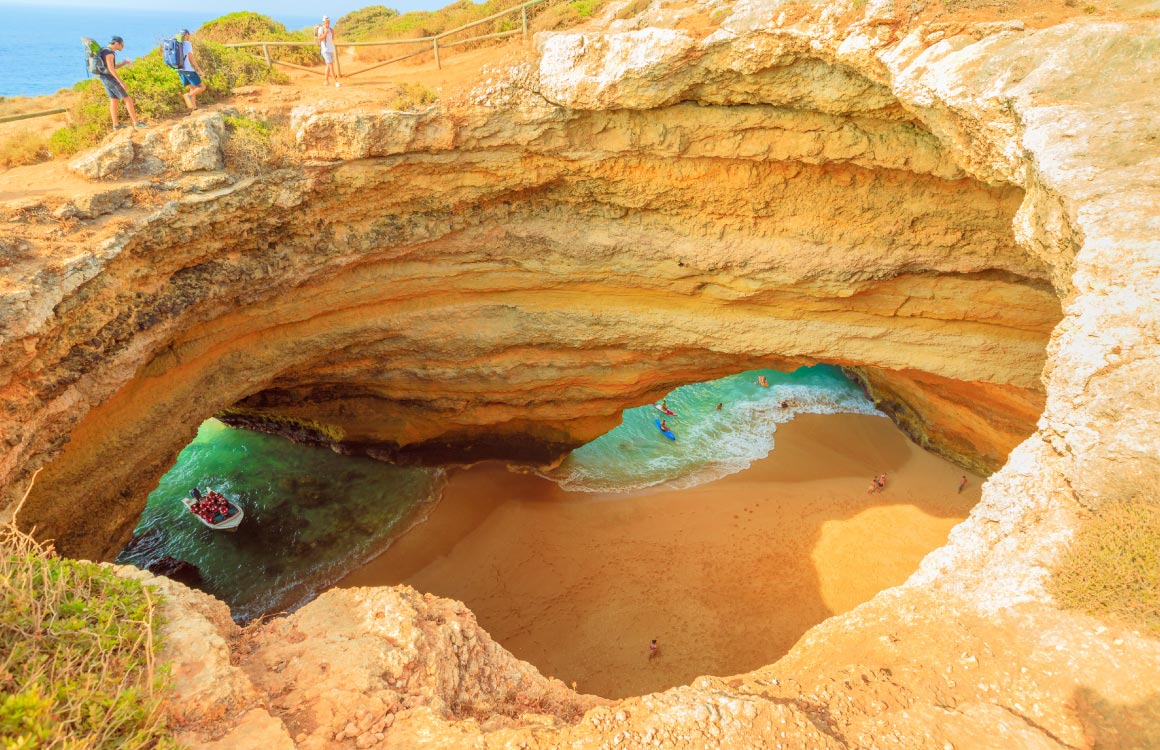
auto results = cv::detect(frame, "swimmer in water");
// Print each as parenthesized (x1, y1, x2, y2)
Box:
(757, 375, 769, 387)
(716, 402, 723, 410)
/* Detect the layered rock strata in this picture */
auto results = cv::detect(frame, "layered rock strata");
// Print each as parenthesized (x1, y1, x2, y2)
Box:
(2, 0, 1160, 746)
(1, 23, 1062, 558)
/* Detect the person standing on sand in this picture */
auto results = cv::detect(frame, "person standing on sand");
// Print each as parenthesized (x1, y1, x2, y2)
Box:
(958, 475, 968, 493)
(97, 37, 146, 129)
(176, 30, 207, 111)
(648, 639, 658, 660)
(316, 16, 341, 87)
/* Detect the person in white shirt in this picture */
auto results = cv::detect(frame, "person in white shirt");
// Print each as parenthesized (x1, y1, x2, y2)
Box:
(176, 29, 207, 110)
(315, 16, 341, 87)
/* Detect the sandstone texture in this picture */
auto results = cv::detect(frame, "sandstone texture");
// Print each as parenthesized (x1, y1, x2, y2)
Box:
(3, 0, 1160, 746)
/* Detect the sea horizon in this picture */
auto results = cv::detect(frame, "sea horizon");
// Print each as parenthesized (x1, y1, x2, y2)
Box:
(0, 4, 318, 97)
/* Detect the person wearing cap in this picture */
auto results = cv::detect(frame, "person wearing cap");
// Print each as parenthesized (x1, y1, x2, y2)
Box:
(98, 37, 146, 129)
(176, 29, 207, 110)
(315, 16, 341, 87)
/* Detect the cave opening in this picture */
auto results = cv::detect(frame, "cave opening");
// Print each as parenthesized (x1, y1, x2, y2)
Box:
(117, 364, 984, 698)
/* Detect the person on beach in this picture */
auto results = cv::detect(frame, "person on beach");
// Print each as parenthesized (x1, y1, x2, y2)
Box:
(757, 375, 769, 387)
(175, 30, 207, 111)
(648, 639, 658, 660)
(97, 37, 146, 129)
(876, 473, 888, 491)
(868, 478, 879, 494)
(316, 16, 342, 87)
(958, 475, 968, 493)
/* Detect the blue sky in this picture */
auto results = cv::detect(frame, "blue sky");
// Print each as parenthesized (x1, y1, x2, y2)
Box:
(1, 0, 451, 16)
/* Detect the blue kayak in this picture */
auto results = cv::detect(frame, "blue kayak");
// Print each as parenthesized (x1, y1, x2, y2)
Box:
(654, 419, 676, 441)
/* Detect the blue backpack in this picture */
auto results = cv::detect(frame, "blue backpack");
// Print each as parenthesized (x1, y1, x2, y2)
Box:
(161, 37, 184, 69)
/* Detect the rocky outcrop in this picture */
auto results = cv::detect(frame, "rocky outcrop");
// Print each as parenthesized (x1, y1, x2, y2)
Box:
(3, 0, 1160, 747)
(1, 29, 1063, 557)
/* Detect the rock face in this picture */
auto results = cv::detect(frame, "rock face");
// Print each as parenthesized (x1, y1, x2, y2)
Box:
(2, 24, 1064, 558)
(3, 0, 1160, 747)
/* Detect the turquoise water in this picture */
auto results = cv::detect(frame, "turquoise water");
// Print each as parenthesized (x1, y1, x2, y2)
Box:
(117, 365, 876, 620)
(115, 419, 442, 622)
(547, 365, 881, 492)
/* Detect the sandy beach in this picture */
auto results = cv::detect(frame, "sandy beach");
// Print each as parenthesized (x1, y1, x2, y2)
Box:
(338, 413, 981, 699)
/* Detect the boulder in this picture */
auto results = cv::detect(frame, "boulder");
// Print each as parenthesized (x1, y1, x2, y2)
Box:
(68, 131, 135, 180)
(167, 112, 226, 172)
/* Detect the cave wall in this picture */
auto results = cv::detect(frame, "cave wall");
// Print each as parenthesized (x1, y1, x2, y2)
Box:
(1, 32, 1061, 560)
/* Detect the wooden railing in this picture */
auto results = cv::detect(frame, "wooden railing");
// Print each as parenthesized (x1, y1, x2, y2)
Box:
(224, 0, 552, 78)
(0, 108, 68, 125)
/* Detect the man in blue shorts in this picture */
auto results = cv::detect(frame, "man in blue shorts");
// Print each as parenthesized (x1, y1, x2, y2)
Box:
(98, 37, 145, 129)
(176, 29, 207, 111)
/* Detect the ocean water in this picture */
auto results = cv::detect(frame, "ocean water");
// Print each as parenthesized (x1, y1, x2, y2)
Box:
(115, 419, 443, 622)
(547, 365, 882, 492)
(0, 5, 317, 97)
(117, 365, 877, 621)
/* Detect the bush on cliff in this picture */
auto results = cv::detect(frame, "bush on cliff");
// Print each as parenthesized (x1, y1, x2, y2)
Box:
(50, 41, 284, 156)
(197, 11, 319, 67)
(0, 504, 173, 749)
(1049, 495, 1160, 635)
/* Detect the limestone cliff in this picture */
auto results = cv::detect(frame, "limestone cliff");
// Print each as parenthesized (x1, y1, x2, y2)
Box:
(3, 0, 1160, 747)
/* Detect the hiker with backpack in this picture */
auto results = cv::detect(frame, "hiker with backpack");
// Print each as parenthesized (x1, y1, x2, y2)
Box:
(315, 16, 341, 88)
(163, 29, 207, 111)
(90, 36, 146, 129)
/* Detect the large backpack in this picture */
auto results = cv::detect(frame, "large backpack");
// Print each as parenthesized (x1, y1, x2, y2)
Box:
(161, 37, 185, 69)
(82, 37, 107, 76)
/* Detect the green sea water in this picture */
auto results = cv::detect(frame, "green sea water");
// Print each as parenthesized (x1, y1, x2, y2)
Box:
(115, 419, 442, 622)
(117, 365, 877, 620)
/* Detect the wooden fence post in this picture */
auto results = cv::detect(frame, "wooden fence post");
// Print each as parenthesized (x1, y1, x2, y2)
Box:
(262, 43, 271, 67)
(522, 6, 528, 38)
(433, 37, 441, 69)
(335, 46, 343, 77)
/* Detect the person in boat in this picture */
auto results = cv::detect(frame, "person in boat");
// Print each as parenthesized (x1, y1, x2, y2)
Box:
(661, 399, 670, 413)
(660, 419, 670, 433)
(757, 375, 769, 387)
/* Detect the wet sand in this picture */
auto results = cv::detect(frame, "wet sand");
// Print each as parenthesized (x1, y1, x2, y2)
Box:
(338, 413, 981, 699)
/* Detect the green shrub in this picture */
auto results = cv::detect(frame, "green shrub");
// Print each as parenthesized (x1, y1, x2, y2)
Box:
(0, 518, 173, 749)
(1049, 496, 1160, 635)
(50, 41, 285, 153)
(336, 5, 402, 40)
(197, 11, 319, 66)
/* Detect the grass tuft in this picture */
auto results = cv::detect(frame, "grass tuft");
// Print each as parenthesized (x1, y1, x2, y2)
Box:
(0, 476, 174, 750)
(1049, 496, 1160, 635)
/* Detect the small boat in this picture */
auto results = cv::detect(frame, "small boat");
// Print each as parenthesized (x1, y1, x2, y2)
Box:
(654, 403, 678, 416)
(182, 490, 244, 531)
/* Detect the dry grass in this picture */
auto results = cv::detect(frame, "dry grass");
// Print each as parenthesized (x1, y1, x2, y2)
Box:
(220, 114, 300, 175)
(386, 83, 440, 111)
(0, 472, 175, 749)
(0, 131, 53, 169)
(1049, 496, 1160, 635)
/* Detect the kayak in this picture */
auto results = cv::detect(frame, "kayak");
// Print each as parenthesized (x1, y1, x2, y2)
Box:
(182, 493, 244, 531)
(654, 403, 678, 416)
(654, 419, 676, 441)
